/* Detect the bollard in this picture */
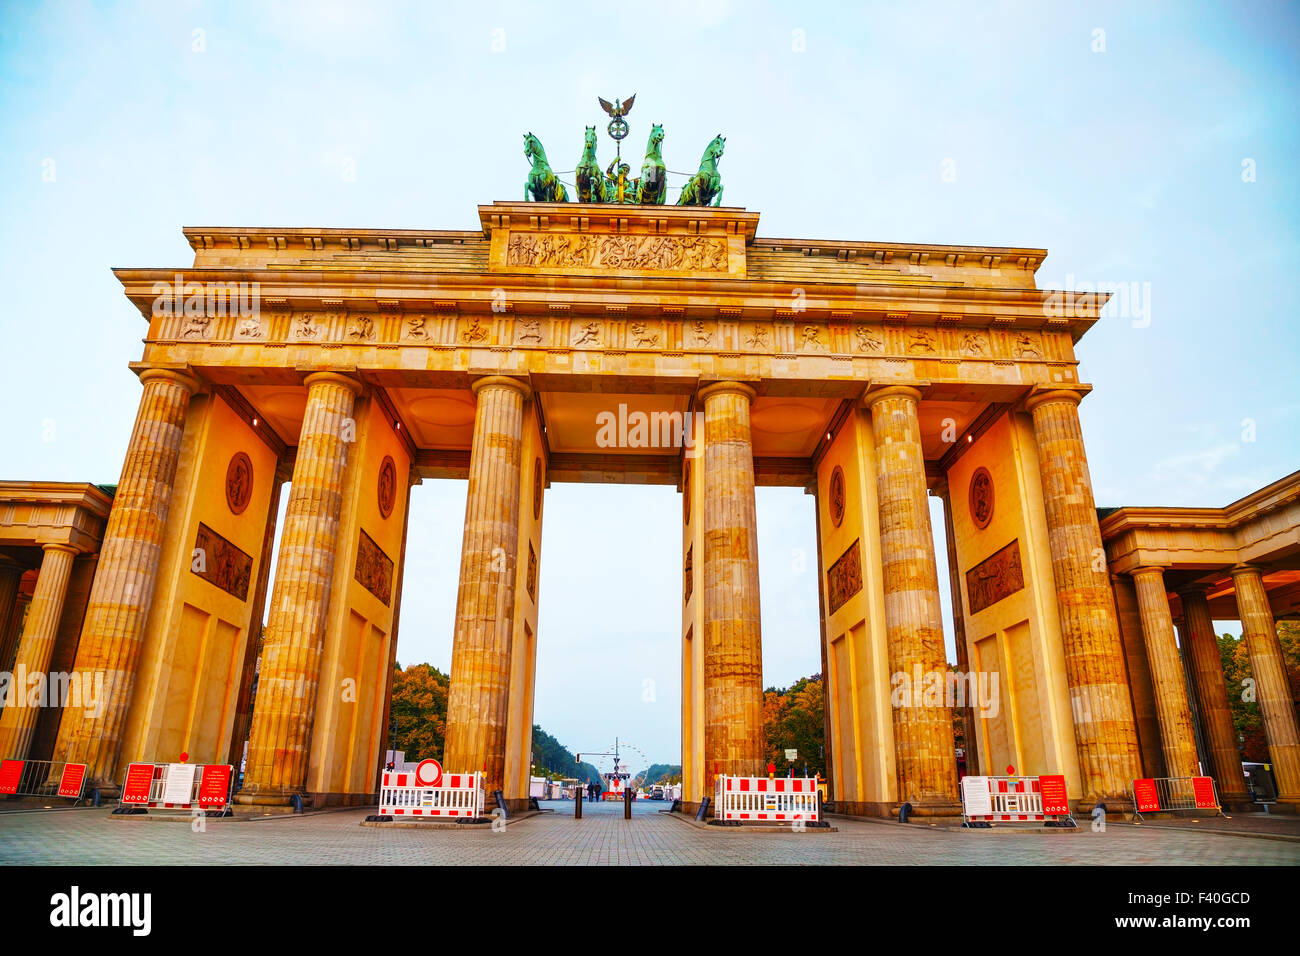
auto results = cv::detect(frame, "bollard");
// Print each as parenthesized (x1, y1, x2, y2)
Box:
(624, 786, 632, 819)
(695, 796, 711, 821)
(575, 787, 583, 819)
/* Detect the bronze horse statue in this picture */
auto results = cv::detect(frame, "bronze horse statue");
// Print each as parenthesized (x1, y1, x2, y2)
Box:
(677, 134, 725, 207)
(636, 123, 667, 205)
(575, 126, 607, 203)
(524, 132, 568, 202)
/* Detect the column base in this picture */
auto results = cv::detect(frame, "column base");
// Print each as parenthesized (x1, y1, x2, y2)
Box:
(1265, 797, 1300, 815)
(1220, 793, 1257, 813)
(1074, 795, 1135, 819)
(892, 798, 964, 821)
(234, 789, 314, 808)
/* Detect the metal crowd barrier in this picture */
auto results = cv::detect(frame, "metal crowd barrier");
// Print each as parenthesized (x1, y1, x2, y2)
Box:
(0, 758, 88, 801)
(714, 775, 820, 824)
(1131, 776, 1225, 822)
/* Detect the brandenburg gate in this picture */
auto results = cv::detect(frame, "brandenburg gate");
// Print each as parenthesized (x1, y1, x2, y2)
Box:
(7, 197, 1297, 816)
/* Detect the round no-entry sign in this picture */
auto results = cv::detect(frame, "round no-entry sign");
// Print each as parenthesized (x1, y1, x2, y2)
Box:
(414, 758, 443, 787)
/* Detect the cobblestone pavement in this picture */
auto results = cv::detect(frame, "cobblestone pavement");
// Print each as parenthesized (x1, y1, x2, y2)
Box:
(2, 800, 1296, 865)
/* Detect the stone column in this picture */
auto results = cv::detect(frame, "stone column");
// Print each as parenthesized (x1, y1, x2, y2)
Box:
(1230, 565, 1300, 804)
(1179, 586, 1248, 804)
(0, 558, 24, 673)
(698, 382, 765, 790)
(1025, 389, 1140, 805)
(0, 544, 79, 759)
(444, 376, 530, 798)
(867, 386, 958, 809)
(237, 372, 362, 804)
(1130, 567, 1199, 779)
(50, 367, 200, 787)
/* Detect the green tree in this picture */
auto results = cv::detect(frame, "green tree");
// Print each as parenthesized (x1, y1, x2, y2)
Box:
(763, 674, 826, 777)
(1220, 622, 1300, 763)
(388, 662, 449, 761)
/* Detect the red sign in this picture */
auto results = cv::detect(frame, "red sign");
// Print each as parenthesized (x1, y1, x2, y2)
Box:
(413, 758, 443, 787)
(1133, 778, 1160, 813)
(0, 759, 24, 794)
(57, 763, 87, 798)
(121, 763, 156, 804)
(766, 763, 775, 775)
(198, 765, 232, 808)
(1038, 774, 1070, 815)
(1192, 776, 1218, 809)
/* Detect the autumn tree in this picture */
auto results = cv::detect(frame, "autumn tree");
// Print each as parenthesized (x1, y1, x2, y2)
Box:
(388, 662, 449, 761)
(762, 675, 826, 777)
(1219, 622, 1300, 763)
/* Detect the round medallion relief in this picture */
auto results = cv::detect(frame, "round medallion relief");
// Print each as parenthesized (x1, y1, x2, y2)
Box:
(533, 458, 543, 520)
(225, 452, 253, 515)
(969, 467, 994, 530)
(829, 465, 846, 528)
(377, 456, 397, 519)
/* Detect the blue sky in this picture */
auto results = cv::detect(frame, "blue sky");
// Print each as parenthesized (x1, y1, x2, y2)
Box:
(2, 1, 1297, 769)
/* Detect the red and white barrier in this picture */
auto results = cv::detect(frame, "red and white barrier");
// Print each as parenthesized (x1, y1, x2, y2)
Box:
(379, 759, 484, 819)
(714, 775, 820, 823)
(120, 762, 233, 813)
(961, 774, 1074, 825)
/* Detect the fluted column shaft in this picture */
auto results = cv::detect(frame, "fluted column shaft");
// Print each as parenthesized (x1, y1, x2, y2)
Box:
(0, 560, 23, 673)
(1130, 568, 1199, 779)
(1179, 587, 1248, 801)
(0, 544, 78, 758)
(1230, 566, 1300, 802)
(1026, 389, 1140, 802)
(51, 368, 199, 786)
(868, 386, 958, 806)
(444, 376, 529, 798)
(238, 372, 361, 802)
(699, 382, 765, 792)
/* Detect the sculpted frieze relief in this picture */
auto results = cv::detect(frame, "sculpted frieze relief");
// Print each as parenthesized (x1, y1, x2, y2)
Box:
(629, 321, 660, 347)
(505, 232, 728, 272)
(801, 324, 829, 351)
(572, 321, 601, 347)
(516, 318, 543, 344)
(154, 305, 1064, 370)
(404, 314, 429, 340)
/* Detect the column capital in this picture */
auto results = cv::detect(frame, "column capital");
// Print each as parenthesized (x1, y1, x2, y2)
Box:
(1176, 582, 1212, 598)
(1229, 563, 1264, 578)
(37, 542, 81, 557)
(136, 365, 201, 395)
(470, 374, 531, 400)
(1131, 565, 1169, 578)
(697, 381, 756, 405)
(1023, 387, 1088, 414)
(303, 371, 364, 396)
(863, 384, 922, 408)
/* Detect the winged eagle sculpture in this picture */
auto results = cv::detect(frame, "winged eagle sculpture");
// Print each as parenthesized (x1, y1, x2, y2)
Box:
(598, 94, 635, 119)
